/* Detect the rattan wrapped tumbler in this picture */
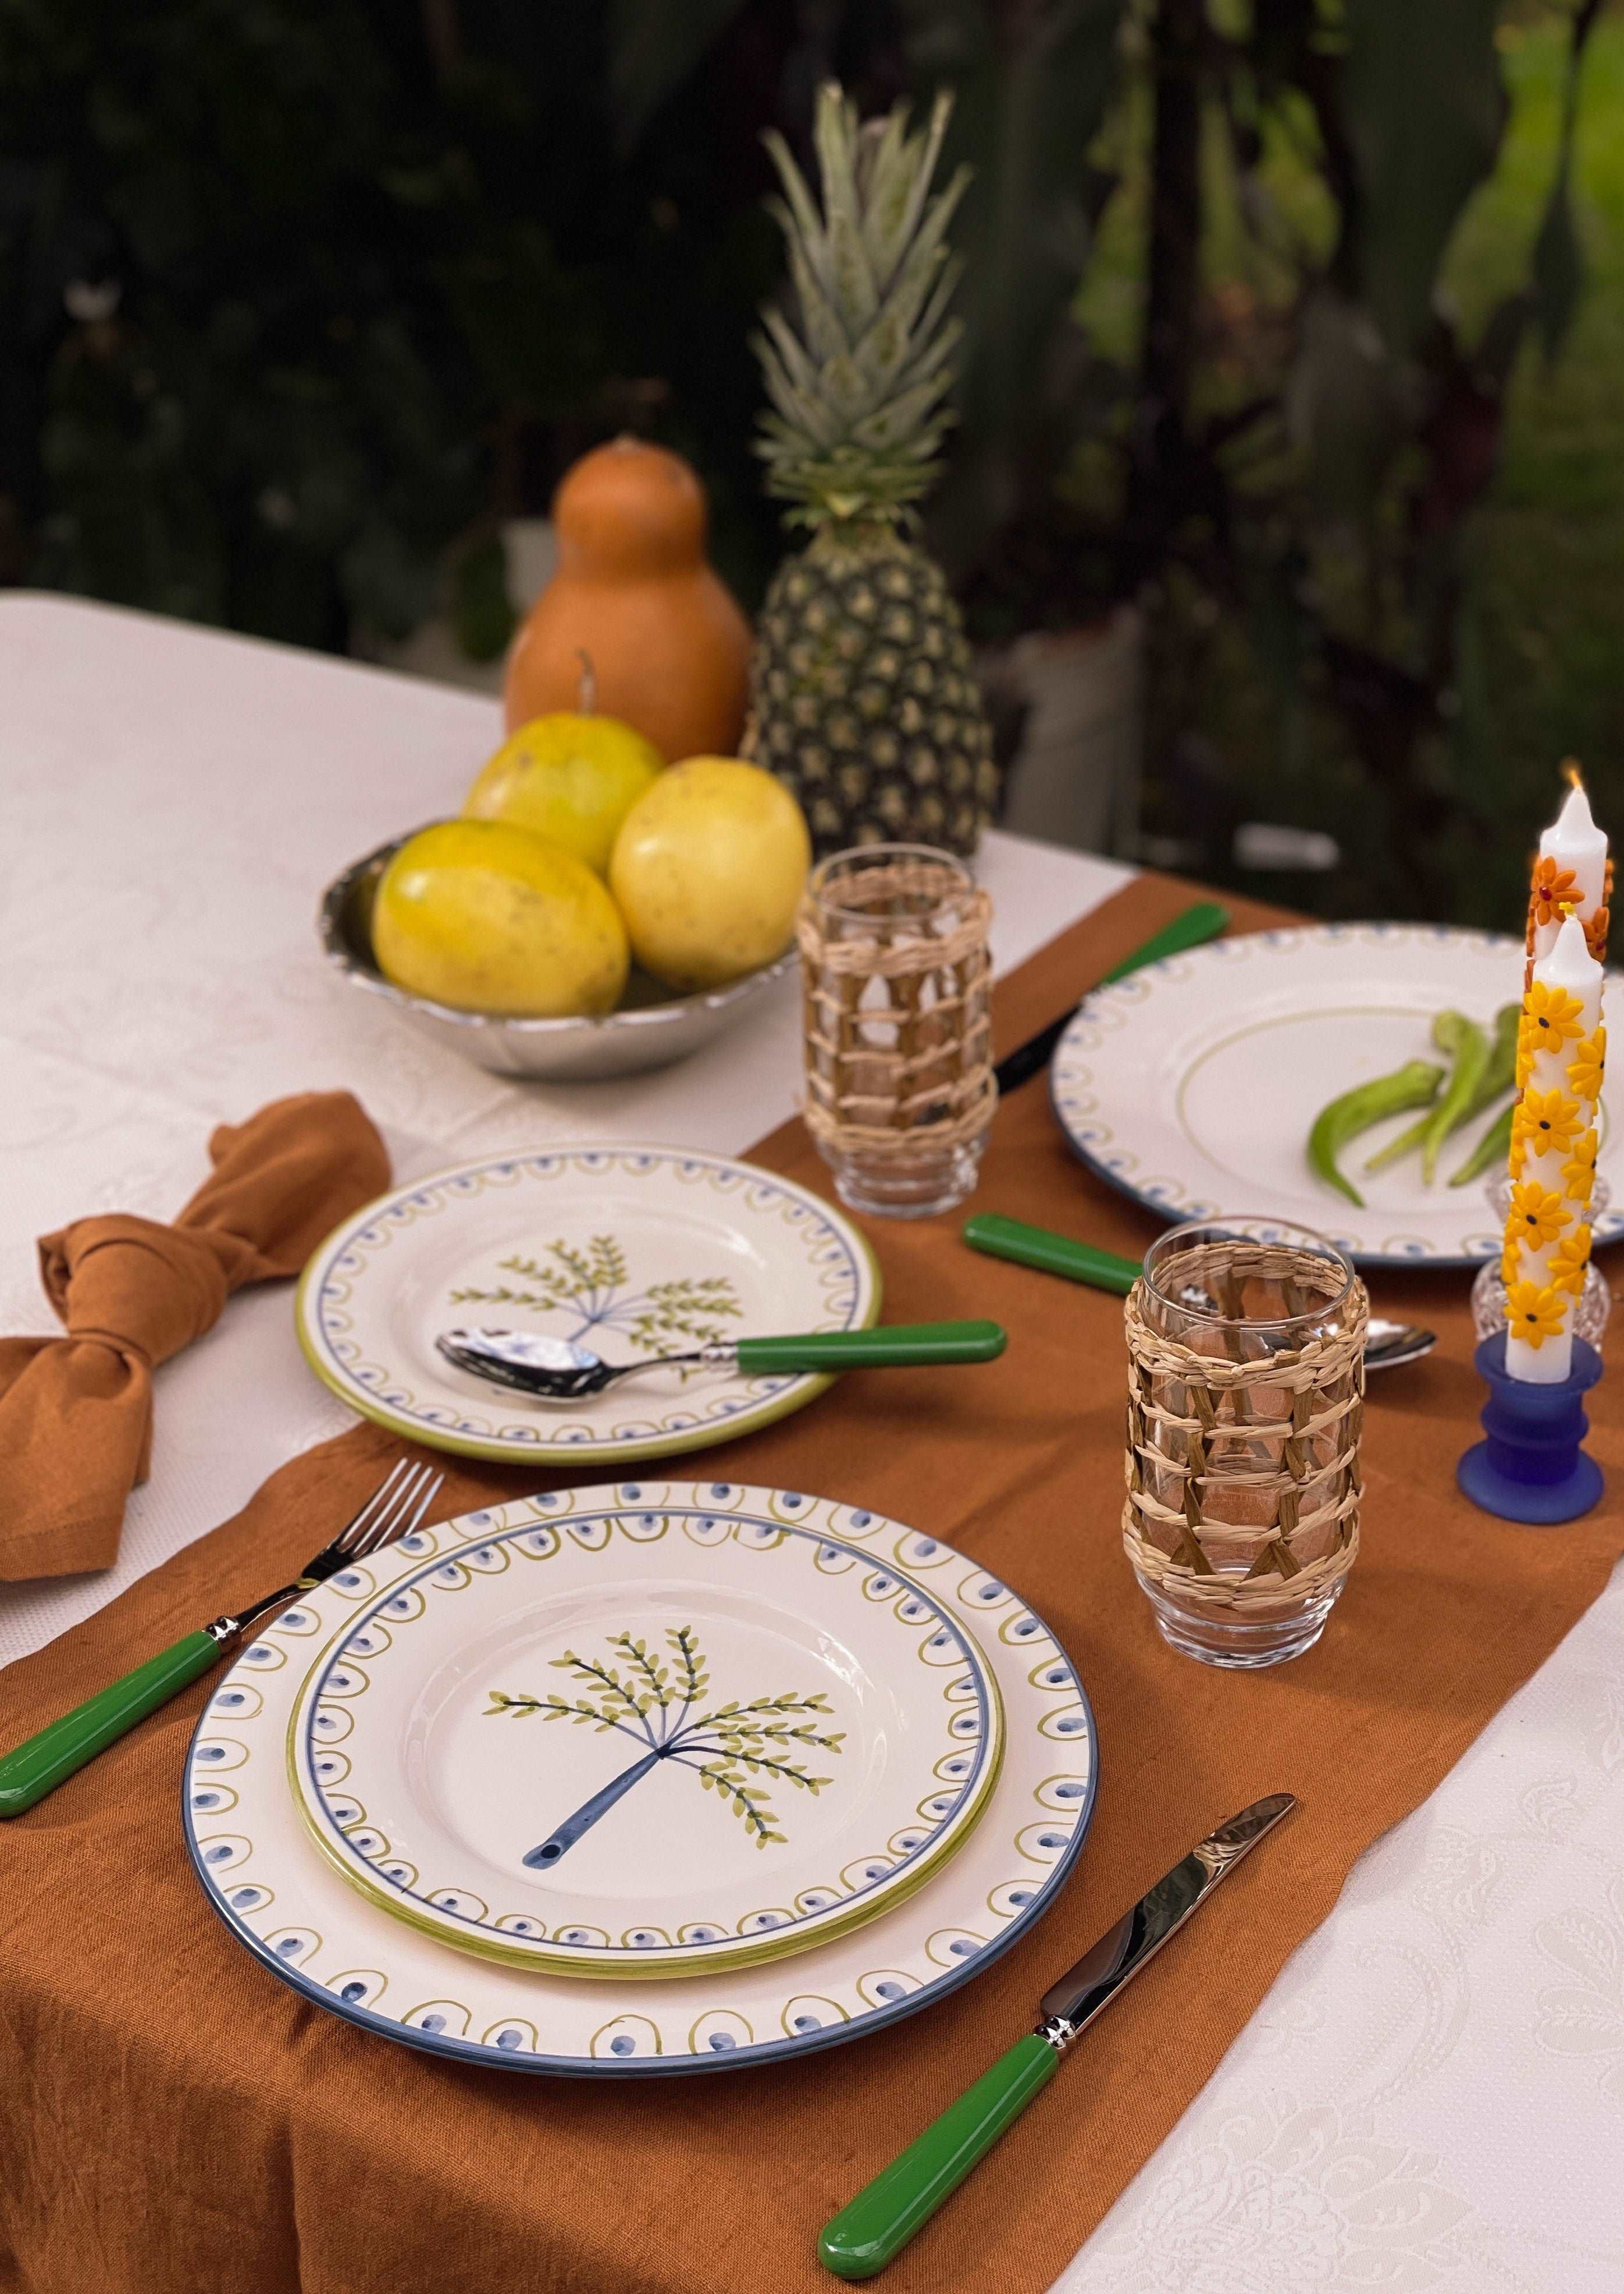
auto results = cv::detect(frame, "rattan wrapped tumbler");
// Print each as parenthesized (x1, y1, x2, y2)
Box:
(797, 843, 995, 1219)
(1123, 1219, 1367, 1668)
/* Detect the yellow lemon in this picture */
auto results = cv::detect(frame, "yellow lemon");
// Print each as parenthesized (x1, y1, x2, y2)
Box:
(373, 820, 628, 1017)
(609, 758, 811, 992)
(463, 712, 664, 875)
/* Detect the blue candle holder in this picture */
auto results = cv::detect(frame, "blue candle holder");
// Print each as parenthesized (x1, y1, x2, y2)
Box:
(1456, 1331, 1604, 1524)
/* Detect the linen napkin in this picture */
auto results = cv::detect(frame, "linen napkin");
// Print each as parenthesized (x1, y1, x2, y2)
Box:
(0, 1090, 389, 1582)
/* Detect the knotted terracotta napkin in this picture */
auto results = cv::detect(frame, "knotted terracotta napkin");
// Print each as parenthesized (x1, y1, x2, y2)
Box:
(0, 1091, 389, 1582)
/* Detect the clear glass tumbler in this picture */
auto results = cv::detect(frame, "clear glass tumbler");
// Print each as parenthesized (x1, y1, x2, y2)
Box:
(797, 844, 995, 1219)
(1124, 1216, 1367, 1669)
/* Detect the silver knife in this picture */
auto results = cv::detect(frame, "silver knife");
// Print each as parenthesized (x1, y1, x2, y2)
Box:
(817, 1793, 1297, 2280)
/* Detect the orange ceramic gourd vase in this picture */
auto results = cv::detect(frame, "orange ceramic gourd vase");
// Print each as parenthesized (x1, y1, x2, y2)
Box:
(504, 437, 753, 762)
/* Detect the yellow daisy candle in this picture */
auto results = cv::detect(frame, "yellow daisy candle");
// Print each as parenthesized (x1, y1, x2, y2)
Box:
(1504, 910, 1604, 1382)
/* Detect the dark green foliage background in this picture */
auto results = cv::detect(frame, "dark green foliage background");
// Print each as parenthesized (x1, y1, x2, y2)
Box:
(0, 0, 1615, 925)
(0, 0, 799, 643)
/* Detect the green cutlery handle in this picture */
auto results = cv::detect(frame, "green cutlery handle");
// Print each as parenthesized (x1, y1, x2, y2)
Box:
(0, 1628, 222, 1818)
(736, 1321, 1006, 1373)
(963, 1213, 1141, 1296)
(819, 2032, 1059, 2279)
(1099, 897, 1230, 984)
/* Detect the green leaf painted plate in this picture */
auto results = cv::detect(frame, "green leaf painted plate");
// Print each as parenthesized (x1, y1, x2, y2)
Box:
(183, 1482, 1097, 2077)
(294, 1144, 882, 1465)
(286, 1491, 1004, 1979)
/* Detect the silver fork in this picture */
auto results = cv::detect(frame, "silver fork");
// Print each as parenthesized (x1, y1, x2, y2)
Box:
(0, 1457, 444, 1818)
(201, 1456, 443, 1648)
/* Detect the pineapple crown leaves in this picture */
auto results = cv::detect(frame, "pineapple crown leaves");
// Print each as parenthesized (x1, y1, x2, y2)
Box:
(754, 82, 972, 527)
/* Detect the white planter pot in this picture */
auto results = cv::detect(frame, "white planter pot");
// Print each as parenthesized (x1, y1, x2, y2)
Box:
(979, 606, 1144, 858)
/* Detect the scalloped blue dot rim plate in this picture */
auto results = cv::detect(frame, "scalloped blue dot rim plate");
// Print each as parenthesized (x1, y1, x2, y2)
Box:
(1049, 924, 1622, 1270)
(183, 1482, 1098, 2077)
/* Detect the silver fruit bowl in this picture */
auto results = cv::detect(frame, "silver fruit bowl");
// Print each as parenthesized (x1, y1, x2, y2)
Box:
(319, 833, 798, 1082)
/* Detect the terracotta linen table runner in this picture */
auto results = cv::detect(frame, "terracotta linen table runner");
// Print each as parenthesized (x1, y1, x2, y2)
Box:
(1, 875, 1620, 2294)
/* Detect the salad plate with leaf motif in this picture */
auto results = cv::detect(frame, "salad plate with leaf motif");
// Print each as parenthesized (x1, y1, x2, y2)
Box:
(294, 1145, 880, 1465)
(287, 1488, 1004, 1978)
(184, 1483, 1096, 2076)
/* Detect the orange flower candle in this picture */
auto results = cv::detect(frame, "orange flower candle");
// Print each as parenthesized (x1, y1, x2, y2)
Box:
(1504, 911, 1605, 1381)
(1527, 765, 1611, 975)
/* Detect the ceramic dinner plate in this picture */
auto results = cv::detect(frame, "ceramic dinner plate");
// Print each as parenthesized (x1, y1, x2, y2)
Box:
(184, 1483, 1096, 2076)
(288, 1497, 1005, 1979)
(1052, 924, 1623, 1269)
(295, 1145, 881, 1465)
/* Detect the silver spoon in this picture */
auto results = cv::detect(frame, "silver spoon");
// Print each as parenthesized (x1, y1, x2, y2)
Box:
(1238, 1315, 1436, 1372)
(436, 1319, 1008, 1404)
(960, 1217, 1434, 1372)
(1363, 1317, 1436, 1371)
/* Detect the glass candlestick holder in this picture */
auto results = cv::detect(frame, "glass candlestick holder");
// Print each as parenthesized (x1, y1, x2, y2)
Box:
(1473, 1171, 1614, 1352)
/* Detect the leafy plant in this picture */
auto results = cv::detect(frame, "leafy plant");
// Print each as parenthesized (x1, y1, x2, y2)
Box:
(449, 1237, 743, 1352)
(489, 1624, 844, 1853)
(1113, 0, 1607, 919)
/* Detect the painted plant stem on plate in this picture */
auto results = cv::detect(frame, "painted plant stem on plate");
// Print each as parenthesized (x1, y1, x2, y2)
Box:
(487, 1626, 845, 1868)
(450, 1235, 742, 1355)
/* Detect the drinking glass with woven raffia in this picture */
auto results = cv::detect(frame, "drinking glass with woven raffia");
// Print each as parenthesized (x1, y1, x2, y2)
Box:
(1124, 1217, 1367, 1668)
(797, 845, 994, 1219)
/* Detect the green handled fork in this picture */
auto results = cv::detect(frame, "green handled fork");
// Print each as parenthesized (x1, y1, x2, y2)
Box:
(0, 1456, 443, 1818)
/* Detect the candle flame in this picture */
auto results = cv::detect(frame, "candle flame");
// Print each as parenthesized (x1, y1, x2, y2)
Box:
(1562, 757, 1585, 792)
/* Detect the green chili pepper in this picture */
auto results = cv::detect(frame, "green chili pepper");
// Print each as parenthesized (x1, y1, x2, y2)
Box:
(1416, 1011, 1491, 1182)
(1364, 1003, 1519, 1178)
(1479, 1002, 1521, 1102)
(1448, 1100, 1515, 1188)
(1308, 1059, 1444, 1208)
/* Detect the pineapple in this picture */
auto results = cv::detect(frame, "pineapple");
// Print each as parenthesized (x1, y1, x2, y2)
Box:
(743, 84, 998, 857)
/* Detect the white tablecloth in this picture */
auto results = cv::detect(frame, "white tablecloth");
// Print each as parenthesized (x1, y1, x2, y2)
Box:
(2, 593, 1619, 2290)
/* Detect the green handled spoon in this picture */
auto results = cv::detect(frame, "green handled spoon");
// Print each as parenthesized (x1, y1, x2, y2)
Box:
(963, 1213, 1141, 1294)
(818, 1795, 1297, 2279)
(436, 1320, 1006, 1402)
(962, 1216, 1436, 1372)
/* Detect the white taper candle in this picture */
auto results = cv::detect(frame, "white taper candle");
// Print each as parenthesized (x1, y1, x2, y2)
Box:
(1530, 781, 1609, 963)
(1504, 913, 1605, 1382)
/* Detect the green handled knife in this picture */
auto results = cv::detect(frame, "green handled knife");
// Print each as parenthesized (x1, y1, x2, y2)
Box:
(818, 1793, 1297, 2280)
(993, 900, 1229, 1095)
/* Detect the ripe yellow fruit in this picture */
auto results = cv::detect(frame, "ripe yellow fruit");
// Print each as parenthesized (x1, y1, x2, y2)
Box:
(609, 757, 811, 993)
(462, 711, 664, 875)
(373, 820, 628, 1017)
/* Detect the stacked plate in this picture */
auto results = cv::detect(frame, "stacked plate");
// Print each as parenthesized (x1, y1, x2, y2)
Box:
(184, 1480, 1097, 2075)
